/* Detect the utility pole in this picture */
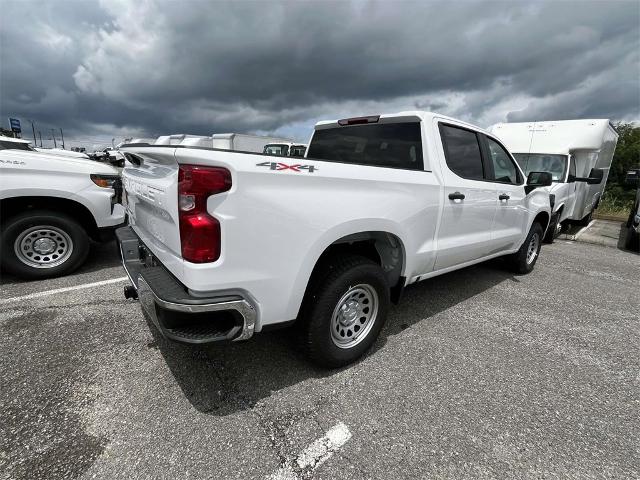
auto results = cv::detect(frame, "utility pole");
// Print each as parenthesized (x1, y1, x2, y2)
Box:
(60, 128, 65, 149)
(50, 129, 57, 148)
(28, 119, 36, 145)
(38, 131, 43, 147)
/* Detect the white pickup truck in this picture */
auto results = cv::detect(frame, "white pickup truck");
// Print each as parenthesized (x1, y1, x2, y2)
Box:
(0, 136, 126, 279)
(117, 111, 552, 367)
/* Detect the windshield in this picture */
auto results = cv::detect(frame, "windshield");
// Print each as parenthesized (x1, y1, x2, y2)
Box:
(263, 144, 289, 156)
(307, 122, 423, 170)
(0, 140, 35, 151)
(513, 153, 568, 182)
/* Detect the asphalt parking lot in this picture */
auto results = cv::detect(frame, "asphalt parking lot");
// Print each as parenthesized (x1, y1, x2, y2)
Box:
(1, 240, 639, 480)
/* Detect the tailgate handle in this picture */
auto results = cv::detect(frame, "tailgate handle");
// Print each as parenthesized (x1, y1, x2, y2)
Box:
(448, 192, 465, 200)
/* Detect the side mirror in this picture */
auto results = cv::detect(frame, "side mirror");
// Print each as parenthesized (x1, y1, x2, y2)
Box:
(575, 168, 604, 185)
(525, 171, 553, 194)
(586, 168, 604, 185)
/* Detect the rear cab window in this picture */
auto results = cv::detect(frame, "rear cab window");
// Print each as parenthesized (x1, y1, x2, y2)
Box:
(307, 121, 424, 170)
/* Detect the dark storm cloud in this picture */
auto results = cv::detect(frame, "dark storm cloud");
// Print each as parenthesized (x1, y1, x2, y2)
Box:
(1, 0, 638, 145)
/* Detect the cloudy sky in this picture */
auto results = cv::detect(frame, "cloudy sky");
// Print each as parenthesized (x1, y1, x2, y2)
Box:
(1, 0, 638, 148)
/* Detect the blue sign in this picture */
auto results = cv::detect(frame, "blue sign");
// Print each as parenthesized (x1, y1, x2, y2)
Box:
(9, 118, 21, 133)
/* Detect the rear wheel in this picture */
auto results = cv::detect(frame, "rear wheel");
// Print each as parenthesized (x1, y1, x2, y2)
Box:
(507, 222, 544, 274)
(1, 210, 90, 280)
(578, 209, 593, 227)
(300, 255, 390, 368)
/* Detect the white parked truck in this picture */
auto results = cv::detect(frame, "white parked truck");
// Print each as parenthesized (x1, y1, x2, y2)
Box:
(488, 120, 618, 241)
(117, 111, 552, 367)
(0, 136, 126, 279)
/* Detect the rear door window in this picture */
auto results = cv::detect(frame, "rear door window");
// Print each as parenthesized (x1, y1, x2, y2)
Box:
(306, 122, 423, 170)
(439, 124, 484, 180)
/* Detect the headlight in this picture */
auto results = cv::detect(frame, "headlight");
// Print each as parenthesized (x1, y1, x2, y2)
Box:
(91, 174, 119, 188)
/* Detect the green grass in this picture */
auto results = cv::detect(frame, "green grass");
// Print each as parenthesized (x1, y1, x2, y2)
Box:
(598, 184, 635, 218)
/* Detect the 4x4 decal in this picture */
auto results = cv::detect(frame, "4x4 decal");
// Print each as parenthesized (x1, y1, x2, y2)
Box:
(256, 161, 317, 173)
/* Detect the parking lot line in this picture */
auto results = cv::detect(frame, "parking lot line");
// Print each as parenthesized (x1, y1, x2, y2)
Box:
(0, 276, 129, 305)
(267, 422, 352, 479)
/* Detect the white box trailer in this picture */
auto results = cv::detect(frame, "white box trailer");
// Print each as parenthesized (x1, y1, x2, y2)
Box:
(211, 133, 292, 153)
(488, 119, 618, 240)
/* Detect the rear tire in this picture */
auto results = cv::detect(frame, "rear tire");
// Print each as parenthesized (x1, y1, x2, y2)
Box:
(1, 210, 90, 280)
(300, 254, 390, 368)
(507, 222, 544, 274)
(578, 209, 593, 227)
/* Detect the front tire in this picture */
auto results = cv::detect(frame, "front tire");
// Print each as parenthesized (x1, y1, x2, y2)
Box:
(543, 211, 562, 244)
(1, 210, 90, 280)
(507, 222, 544, 274)
(300, 255, 390, 368)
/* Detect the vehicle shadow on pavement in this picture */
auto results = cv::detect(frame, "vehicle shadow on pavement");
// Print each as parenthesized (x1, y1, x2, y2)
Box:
(150, 258, 516, 417)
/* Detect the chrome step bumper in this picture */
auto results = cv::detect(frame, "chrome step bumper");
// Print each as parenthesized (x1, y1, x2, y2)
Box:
(116, 226, 256, 344)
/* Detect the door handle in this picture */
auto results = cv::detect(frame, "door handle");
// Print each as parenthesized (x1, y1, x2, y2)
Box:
(498, 193, 510, 201)
(448, 192, 465, 200)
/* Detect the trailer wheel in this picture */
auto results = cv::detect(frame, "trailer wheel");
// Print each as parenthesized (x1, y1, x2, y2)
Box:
(507, 222, 544, 274)
(300, 254, 390, 368)
(0, 210, 90, 280)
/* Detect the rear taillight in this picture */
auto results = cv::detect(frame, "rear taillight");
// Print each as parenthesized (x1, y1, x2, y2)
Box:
(178, 164, 231, 263)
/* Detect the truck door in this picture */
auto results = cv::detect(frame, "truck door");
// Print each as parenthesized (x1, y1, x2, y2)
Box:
(481, 135, 528, 251)
(434, 123, 497, 270)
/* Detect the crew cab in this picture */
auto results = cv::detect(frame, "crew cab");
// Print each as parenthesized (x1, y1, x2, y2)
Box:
(0, 136, 125, 279)
(117, 111, 552, 367)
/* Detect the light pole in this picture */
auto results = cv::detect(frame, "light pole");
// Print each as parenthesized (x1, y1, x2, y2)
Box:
(28, 119, 36, 145)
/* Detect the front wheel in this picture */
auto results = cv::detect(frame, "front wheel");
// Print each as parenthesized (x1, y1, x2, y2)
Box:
(543, 211, 562, 244)
(507, 222, 544, 274)
(0, 210, 90, 280)
(300, 255, 390, 368)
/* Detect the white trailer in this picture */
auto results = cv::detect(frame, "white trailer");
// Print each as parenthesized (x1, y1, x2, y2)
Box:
(489, 120, 618, 240)
(211, 133, 292, 153)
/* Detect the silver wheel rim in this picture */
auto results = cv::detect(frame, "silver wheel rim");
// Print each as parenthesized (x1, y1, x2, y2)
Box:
(526, 232, 539, 265)
(330, 284, 378, 349)
(14, 225, 74, 269)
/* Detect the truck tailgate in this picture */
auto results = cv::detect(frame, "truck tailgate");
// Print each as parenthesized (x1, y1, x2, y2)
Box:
(121, 147, 182, 270)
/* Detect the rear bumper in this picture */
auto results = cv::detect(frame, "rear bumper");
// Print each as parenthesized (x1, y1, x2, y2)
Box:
(116, 226, 256, 344)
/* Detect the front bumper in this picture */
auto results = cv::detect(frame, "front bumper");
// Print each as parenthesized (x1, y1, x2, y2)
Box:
(116, 226, 256, 344)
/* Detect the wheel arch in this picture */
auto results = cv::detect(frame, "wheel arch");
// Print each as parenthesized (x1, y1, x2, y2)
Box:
(0, 196, 99, 239)
(532, 210, 550, 232)
(292, 228, 407, 322)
